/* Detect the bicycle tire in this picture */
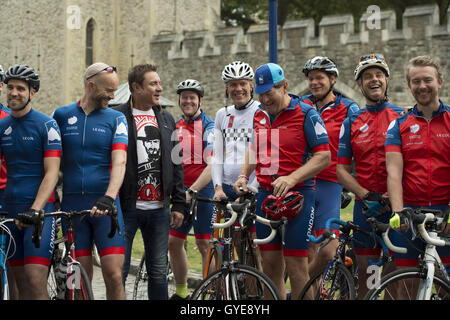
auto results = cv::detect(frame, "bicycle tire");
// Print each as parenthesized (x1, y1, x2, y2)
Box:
(364, 267, 450, 300)
(65, 262, 94, 300)
(203, 242, 223, 278)
(298, 263, 356, 300)
(47, 245, 65, 299)
(191, 264, 282, 300)
(0, 267, 4, 300)
(133, 254, 148, 300)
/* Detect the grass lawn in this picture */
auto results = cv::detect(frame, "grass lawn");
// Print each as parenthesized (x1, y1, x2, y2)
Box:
(131, 197, 355, 273)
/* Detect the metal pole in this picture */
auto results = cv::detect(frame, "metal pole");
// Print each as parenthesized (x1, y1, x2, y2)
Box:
(268, 0, 278, 63)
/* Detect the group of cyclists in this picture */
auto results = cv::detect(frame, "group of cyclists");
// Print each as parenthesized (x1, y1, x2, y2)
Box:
(0, 51, 448, 300)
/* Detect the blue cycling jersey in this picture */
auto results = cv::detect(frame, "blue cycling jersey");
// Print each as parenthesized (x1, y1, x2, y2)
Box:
(0, 109, 62, 205)
(53, 101, 128, 196)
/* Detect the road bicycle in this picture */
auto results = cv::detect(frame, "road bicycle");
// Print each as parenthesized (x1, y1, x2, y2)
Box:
(0, 212, 18, 300)
(364, 208, 450, 300)
(190, 196, 286, 300)
(298, 216, 397, 300)
(24, 209, 120, 300)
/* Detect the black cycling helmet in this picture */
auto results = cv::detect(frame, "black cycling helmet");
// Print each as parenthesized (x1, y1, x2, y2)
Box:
(176, 79, 204, 97)
(4, 64, 40, 92)
(302, 56, 339, 77)
(0, 65, 4, 82)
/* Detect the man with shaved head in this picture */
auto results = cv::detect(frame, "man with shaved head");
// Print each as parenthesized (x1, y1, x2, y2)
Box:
(53, 62, 128, 299)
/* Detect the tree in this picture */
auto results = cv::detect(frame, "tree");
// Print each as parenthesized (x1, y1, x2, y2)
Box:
(221, 0, 450, 33)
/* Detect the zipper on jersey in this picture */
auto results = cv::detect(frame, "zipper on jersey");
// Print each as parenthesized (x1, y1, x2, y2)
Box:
(426, 118, 432, 206)
(82, 114, 88, 195)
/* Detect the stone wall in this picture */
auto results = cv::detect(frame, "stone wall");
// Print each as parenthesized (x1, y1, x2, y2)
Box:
(0, 2, 448, 121)
(149, 3, 450, 121)
(0, 0, 221, 114)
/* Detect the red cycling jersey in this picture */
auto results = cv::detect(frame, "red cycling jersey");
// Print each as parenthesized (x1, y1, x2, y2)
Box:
(385, 101, 450, 206)
(0, 104, 10, 189)
(301, 93, 359, 183)
(338, 101, 404, 197)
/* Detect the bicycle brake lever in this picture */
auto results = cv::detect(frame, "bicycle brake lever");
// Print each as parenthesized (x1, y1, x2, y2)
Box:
(108, 207, 121, 238)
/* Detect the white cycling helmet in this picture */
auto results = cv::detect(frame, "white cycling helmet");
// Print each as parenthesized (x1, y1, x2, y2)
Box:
(176, 79, 204, 97)
(0, 65, 4, 82)
(222, 61, 254, 83)
(302, 56, 339, 77)
(354, 53, 390, 80)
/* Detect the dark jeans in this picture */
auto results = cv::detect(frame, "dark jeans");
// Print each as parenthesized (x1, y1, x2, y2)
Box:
(122, 207, 170, 300)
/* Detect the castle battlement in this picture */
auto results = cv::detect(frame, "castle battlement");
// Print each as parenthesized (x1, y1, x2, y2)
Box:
(151, 4, 449, 60)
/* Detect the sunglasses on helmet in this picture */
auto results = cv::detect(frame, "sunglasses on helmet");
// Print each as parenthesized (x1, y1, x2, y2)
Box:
(86, 66, 117, 80)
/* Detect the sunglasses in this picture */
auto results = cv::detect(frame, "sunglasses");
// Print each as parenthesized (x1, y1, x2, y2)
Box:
(359, 53, 385, 63)
(86, 66, 117, 80)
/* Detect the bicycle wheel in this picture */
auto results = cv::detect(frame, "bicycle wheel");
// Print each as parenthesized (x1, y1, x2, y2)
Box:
(133, 254, 148, 300)
(298, 263, 356, 300)
(65, 261, 94, 300)
(191, 264, 281, 300)
(0, 267, 4, 300)
(47, 245, 65, 299)
(203, 242, 223, 278)
(364, 267, 450, 300)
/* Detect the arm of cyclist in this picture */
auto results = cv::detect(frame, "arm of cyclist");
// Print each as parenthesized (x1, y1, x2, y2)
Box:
(233, 147, 256, 195)
(17, 157, 60, 229)
(272, 150, 330, 197)
(187, 162, 212, 204)
(91, 149, 126, 217)
(386, 151, 409, 230)
(337, 164, 368, 200)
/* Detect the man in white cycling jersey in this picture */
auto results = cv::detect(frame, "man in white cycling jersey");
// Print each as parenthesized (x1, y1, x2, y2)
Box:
(212, 61, 259, 201)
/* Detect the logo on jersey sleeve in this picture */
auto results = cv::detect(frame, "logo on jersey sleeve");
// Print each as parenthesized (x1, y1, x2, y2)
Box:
(45, 120, 62, 145)
(339, 124, 345, 139)
(114, 116, 128, 138)
(387, 120, 396, 131)
(314, 122, 327, 136)
(4, 126, 12, 135)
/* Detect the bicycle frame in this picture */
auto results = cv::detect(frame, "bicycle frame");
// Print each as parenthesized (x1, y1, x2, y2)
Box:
(0, 217, 15, 300)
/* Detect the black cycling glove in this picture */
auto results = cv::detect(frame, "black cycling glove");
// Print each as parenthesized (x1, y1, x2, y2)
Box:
(93, 195, 115, 213)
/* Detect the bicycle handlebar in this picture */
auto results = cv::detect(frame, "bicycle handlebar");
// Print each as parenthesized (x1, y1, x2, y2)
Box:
(17, 208, 121, 248)
(253, 216, 287, 245)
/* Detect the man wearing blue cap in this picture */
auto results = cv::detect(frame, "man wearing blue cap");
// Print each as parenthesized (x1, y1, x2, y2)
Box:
(234, 63, 331, 299)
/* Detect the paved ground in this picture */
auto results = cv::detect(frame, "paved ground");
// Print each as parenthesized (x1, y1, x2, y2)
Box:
(91, 257, 202, 300)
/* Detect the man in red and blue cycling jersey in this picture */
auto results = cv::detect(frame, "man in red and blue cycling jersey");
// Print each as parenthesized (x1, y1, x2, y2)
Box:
(387, 55, 450, 276)
(168, 79, 215, 300)
(337, 53, 404, 298)
(0, 65, 10, 209)
(235, 63, 331, 299)
(53, 62, 128, 299)
(301, 56, 360, 277)
(1, 64, 61, 299)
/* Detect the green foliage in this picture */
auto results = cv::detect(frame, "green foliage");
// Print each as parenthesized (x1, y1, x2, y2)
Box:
(221, 0, 450, 33)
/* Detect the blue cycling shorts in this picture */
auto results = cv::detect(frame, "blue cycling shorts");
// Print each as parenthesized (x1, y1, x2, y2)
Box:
(390, 204, 450, 274)
(255, 187, 315, 257)
(6, 202, 55, 267)
(314, 179, 342, 236)
(170, 184, 215, 240)
(353, 199, 391, 256)
(61, 194, 125, 258)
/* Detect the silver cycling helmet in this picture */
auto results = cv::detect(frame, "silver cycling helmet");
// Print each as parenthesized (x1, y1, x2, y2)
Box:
(4, 64, 40, 92)
(222, 61, 254, 83)
(176, 79, 204, 97)
(0, 65, 4, 82)
(354, 53, 390, 80)
(302, 56, 339, 77)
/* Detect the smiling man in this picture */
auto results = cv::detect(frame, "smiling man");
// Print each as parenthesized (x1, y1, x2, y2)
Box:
(53, 62, 128, 300)
(113, 64, 185, 300)
(337, 54, 404, 298)
(234, 63, 331, 299)
(301, 57, 359, 277)
(386, 55, 450, 276)
(168, 79, 215, 300)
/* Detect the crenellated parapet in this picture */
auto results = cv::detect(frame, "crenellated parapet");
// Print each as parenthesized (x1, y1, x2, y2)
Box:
(151, 4, 449, 61)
